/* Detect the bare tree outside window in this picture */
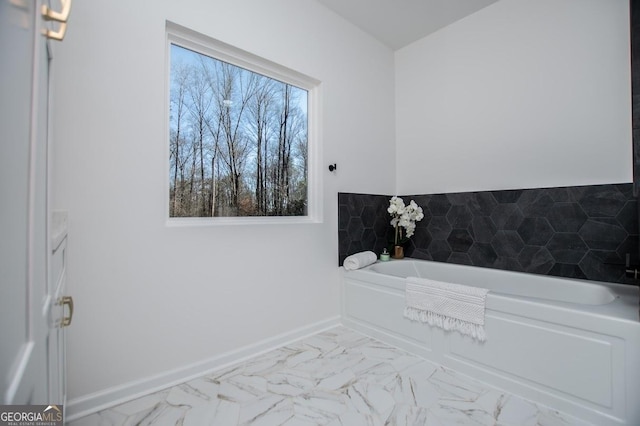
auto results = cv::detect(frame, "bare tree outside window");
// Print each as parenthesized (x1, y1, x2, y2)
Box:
(169, 44, 309, 217)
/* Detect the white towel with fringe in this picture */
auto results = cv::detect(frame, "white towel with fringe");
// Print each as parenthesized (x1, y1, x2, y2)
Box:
(343, 251, 377, 271)
(404, 276, 489, 341)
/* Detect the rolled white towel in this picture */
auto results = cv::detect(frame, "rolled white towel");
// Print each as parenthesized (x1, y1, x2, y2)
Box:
(343, 251, 377, 271)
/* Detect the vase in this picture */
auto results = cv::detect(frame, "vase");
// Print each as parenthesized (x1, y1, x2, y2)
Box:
(392, 245, 404, 259)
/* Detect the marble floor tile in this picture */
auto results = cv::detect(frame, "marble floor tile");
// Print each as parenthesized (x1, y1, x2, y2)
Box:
(68, 326, 592, 426)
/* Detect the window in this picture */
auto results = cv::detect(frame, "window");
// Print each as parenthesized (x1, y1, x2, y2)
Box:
(166, 23, 321, 223)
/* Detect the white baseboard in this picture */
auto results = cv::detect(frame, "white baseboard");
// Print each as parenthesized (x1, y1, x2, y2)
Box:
(65, 316, 341, 422)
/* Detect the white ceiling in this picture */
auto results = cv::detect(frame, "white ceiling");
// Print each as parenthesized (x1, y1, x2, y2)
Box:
(316, 0, 499, 50)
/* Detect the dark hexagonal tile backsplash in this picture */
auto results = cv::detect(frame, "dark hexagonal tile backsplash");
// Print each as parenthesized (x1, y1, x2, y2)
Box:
(338, 184, 639, 285)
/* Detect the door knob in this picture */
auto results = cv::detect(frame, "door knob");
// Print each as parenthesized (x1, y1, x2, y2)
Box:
(42, 0, 71, 23)
(41, 0, 72, 40)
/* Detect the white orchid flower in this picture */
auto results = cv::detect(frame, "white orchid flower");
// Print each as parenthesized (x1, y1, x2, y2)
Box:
(388, 196, 425, 246)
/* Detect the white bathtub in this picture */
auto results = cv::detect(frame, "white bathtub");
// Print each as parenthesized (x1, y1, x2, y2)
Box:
(341, 258, 640, 426)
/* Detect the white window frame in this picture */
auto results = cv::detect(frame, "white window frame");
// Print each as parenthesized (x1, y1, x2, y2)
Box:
(165, 21, 322, 226)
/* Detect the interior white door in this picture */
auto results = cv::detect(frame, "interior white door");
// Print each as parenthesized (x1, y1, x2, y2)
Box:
(1, 0, 52, 405)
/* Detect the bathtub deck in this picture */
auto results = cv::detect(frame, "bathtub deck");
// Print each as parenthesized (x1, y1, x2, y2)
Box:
(67, 326, 590, 425)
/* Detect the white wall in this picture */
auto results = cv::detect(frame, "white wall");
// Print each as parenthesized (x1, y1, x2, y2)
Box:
(395, 0, 632, 195)
(51, 0, 395, 404)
